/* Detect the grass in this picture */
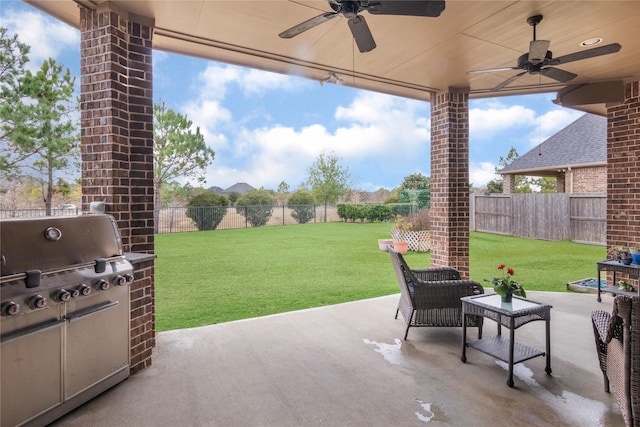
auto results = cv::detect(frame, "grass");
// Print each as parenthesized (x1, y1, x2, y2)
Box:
(155, 223, 606, 331)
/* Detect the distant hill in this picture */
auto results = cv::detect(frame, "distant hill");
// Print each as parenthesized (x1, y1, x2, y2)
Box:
(208, 182, 256, 195)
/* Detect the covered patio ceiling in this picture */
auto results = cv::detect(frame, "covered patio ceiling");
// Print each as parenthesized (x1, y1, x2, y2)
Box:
(27, 1, 639, 114)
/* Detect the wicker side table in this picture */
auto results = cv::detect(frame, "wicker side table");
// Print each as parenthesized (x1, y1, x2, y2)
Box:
(461, 294, 552, 387)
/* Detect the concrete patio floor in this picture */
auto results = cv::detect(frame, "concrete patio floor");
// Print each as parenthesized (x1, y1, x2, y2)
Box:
(52, 291, 625, 427)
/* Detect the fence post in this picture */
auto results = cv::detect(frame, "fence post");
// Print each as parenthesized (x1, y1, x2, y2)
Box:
(282, 205, 285, 226)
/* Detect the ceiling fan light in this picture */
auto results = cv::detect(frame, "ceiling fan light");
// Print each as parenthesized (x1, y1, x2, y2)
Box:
(580, 37, 603, 47)
(529, 40, 550, 64)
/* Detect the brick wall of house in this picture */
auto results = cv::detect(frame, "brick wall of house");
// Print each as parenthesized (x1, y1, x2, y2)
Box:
(607, 81, 640, 253)
(430, 88, 470, 278)
(570, 166, 607, 193)
(79, 4, 155, 374)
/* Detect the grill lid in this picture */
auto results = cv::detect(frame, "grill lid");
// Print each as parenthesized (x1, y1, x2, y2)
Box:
(0, 214, 124, 277)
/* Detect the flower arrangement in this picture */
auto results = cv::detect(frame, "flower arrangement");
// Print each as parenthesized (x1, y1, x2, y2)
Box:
(618, 280, 634, 292)
(485, 264, 526, 301)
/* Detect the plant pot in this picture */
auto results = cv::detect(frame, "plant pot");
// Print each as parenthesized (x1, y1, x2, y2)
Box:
(377, 239, 393, 252)
(501, 293, 512, 303)
(392, 241, 409, 254)
(632, 253, 640, 265)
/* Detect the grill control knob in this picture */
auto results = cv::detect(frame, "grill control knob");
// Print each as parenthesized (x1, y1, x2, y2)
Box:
(124, 273, 134, 283)
(53, 289, 71, 302)
(95, 279, 109, 291)
(77, 284, 91, 296)
(28, 295, 47, 309)
(113, 275, 127, 286)
(69, 288, 80, 298)
(1, 301, 20, 316)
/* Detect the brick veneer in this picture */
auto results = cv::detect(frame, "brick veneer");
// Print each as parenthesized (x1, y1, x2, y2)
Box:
(571, 166, 607, 193)
(79, 4, 156, 374)
(503, 174, 515, 193)
(430, 88, 470, 278)
(607, 81, 640, 253)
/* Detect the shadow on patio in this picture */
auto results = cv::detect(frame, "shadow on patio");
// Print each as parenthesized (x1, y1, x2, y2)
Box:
(52, 291, 625, 426)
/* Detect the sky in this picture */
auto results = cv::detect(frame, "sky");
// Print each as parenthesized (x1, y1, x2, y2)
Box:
(1, 1, 585, 192)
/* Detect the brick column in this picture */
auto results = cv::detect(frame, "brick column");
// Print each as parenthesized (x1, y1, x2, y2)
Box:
(502, 174, 516, 194)
(430, 88, 470, 277)
(79, 4, 155, 374)
(607, 80, 640, 252)
(556, 172, 566, 193)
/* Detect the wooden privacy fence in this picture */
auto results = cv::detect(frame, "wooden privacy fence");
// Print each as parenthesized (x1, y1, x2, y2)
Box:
(471, 193, 606, 245)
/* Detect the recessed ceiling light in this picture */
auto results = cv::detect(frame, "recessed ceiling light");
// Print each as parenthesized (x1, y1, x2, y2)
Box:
(580, 37, 603, 47)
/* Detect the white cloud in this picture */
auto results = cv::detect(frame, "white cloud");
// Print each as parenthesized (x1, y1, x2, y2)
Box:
(469, 102, 536, 136)
(470, 162, 500, 187)
(241, 68, 309, 94)
(199, 90, 431, 190)
(526, 108, 583, 147)
(2, 8, 79, 70)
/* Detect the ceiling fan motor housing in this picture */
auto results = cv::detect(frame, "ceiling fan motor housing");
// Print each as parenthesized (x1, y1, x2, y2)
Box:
(518, 50, 552, 72)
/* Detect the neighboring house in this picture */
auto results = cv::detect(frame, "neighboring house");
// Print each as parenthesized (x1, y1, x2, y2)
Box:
(208, 182, 256, 196)
(498, 113, 606, 193)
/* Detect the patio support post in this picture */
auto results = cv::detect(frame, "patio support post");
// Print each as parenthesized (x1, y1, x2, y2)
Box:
(430, 87, 471, 277)
(503, 174, 515, 194)
(606, 80, 640, 254)
(79, 4, 156, 374)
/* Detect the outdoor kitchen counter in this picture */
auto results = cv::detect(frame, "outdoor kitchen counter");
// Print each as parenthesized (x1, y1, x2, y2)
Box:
(125, 252, 157, 264)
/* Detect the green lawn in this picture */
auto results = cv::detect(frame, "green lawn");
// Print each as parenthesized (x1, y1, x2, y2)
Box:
(155, 222, 606, 331)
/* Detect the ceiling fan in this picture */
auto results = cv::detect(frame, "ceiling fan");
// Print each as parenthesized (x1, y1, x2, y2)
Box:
(278, 0, 445, 53)
(468, 14, 622, 91)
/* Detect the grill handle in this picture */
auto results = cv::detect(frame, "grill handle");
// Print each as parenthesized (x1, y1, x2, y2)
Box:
(65, 301, 119, 323)
(0, 319, 65, 345)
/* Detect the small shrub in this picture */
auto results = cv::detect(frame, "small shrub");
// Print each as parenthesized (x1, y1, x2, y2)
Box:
(287, 189, 316, 224)
(236, 189, 276, 227)
(398, 209, 431, 231)
(186, 193, 229, 231)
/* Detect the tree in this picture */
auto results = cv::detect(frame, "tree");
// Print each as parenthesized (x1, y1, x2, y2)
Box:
(399, 173, 430, 190)
(0, 28, 79, 214)
(486, 179, 503, 193)
(186, 192, 228, 231)
(227, 191, 241, 204)
(0, 27, 37, 173)
(276, 181, 290, 206)
(235, 189, 276, 227)
(493, 147, 536, 193)
(153, 101, 215, 231)
(305, 151, 352, 221)
(286, 189, 315, 224)
(25, 58, 78, 214)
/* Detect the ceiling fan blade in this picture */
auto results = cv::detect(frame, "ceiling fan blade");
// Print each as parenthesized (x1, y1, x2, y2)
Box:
(549, 43, 622, 65)
(529, 40, 550, 64)
(348, 15, 376, 53)
(492, 71, 527, 91)
(279, 12, 338, 38)
(468, 66, 519, 74)
(540, 67, 577, 83)
(365, 0, 445, 17)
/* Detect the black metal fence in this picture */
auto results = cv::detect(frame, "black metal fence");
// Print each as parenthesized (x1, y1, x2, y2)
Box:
(0, 205, 340, 233)
(157, 205, 340, 233)
(0, 207, 80, 219)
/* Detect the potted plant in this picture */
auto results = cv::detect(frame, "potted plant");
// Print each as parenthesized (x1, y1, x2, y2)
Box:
(630, 247, 640, 265)
(485, 264, 526, 302)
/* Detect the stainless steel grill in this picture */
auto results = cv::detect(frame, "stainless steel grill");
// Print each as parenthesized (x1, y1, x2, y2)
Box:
(1, 215, 133, 427)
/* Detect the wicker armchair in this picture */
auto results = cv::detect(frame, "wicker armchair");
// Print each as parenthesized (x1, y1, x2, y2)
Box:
(592, 296, 640, 427)
(388, 245, 484, 340)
